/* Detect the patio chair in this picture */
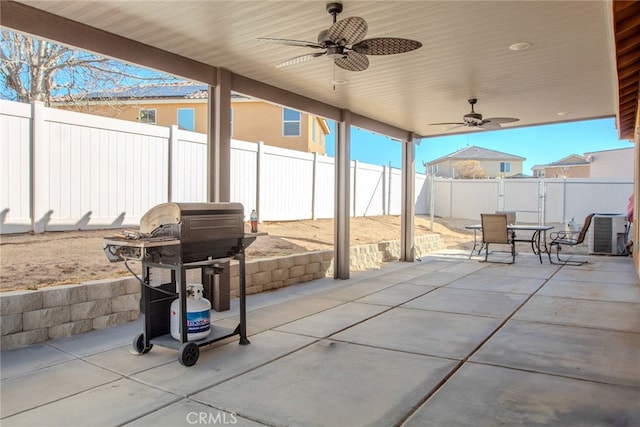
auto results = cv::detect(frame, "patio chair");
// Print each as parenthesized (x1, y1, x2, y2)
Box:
(480, 213, 515, 263)
(495, 210, 516, 225)
(547, 213, 595, 265)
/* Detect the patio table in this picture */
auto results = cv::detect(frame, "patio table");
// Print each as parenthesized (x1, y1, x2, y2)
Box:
(466, 224, 554, 263)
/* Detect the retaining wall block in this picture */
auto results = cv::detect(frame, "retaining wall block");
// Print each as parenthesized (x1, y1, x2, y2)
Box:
(257, 259, 280, 273)
(251, 271, 270, 286)
(85, 278, 128, 300)
(247, 285, 264, 295)
(0, 291, 43, 315)
(23, 306, 70, 330)
(277, 256, 295, 269)
(305, 263, 321, 274)
(70, 299, 112, 321)
(271, 268, 290, 282)
(293, 255, 310, 266)
(309, 252, 325, 263)
(246, 262, 261, 275)
(289, 265, 306, 278)
(1, 313, 22, 335)
(93, 312, 131, 329)
(48, 319, 93, 340)
(124, 277, 141, 294)
(299, 273, 314, 283)
(1, 329, 48, 350)
(111, 293, 141, 313)
(42, 284, 87, 308)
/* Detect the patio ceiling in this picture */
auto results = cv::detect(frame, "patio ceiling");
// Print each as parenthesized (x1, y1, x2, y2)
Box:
(2, 0, 636, 141)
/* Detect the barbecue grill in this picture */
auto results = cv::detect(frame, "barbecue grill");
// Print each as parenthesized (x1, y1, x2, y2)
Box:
(103, 202, 255, 366)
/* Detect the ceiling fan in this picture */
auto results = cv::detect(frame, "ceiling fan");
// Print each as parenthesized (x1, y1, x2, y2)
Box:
(258, 2, 422, 72)
(430, 98, 520, 130)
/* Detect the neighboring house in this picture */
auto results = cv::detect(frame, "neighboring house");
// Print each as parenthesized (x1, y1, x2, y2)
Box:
(531, 147, 633, 178)
(425, 145, 525, 178)
(531, 154, 590, 178)
(585, 147, 633, 178)
(54, 82, 330, 155)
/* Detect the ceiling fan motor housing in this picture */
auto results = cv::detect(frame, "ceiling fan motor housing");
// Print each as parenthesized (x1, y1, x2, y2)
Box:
(464, 112, 483, 125)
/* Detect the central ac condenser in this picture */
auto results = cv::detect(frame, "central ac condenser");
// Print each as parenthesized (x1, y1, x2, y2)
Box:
(587, 213, 628, 255)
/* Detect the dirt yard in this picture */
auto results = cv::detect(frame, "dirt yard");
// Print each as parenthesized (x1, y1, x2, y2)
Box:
(0, 216, 477, 292)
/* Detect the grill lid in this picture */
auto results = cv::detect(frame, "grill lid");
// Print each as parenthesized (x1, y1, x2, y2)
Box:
(140, 202, 244, 234)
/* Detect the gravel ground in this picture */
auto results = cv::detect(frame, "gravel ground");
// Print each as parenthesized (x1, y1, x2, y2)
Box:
(0, 215, 478, 292)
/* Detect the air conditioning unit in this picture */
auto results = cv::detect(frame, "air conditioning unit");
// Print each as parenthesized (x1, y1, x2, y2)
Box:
(587, 213, 628, 255)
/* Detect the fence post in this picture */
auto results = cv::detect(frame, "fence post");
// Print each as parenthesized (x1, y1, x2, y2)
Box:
(449, 178, 454, 218)
(382, 164, 388, 215)
(168, 125, 178, 202)
(312, 152, 318, 220)
(429, 174, 436, 231)
(353, 160, 358, 216)
(388, 161, 392, 215)
(538, 179, 546, 225)
(497, 179, 505, 211)
(31, 101, 47, 233)
(256, 141, 264, 222)
(562, 177, 567, 223)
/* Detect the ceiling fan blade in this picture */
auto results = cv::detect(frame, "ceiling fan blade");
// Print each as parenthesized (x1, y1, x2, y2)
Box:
(276, 52, 325, 68)
(258, 37, 323, 49)
(429, 122, 465, 126)
(484, 117, 520, 124)
(352, 37, 423, 55)
(479, 121, 502, 130)
(328, 16, 368, 46)
(335, 51, 369, 71)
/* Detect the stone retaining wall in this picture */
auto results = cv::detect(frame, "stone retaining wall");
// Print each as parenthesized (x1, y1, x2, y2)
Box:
(0, 234, 444, 350)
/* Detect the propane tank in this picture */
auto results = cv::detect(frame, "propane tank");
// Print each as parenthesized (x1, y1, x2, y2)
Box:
(170, 284, 211, 341)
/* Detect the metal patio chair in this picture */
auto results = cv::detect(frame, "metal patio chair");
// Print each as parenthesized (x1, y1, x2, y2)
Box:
(480, 213, 515, 264)
(547, 213, 595, 265)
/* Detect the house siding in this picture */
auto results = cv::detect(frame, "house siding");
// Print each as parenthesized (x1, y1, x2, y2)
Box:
(58, 100, 326, 155)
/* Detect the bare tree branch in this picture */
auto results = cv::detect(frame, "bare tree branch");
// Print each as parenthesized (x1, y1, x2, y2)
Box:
(0, 30, 183, 106)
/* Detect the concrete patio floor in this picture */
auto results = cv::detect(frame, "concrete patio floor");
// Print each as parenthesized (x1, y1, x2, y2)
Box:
(2, 249, 639, 426)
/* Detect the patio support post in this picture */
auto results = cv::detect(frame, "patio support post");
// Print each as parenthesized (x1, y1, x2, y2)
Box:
(208, 68, 232, 202)
(335, 110, 351, 279)
(401, 133, 416, 262)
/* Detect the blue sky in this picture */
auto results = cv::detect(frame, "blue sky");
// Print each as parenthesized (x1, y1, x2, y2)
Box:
(325, 117, 632, 174)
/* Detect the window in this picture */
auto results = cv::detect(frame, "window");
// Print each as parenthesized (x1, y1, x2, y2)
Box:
(500, 161, 511, 173)
(139, 109, 156, 124)
(430, 164, 439, 174)
(177, 108, 195, 131)
(283, 108, 301, 136)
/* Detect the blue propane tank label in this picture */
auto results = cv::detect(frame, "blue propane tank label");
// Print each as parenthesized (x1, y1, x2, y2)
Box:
(186, 310, 210, 333)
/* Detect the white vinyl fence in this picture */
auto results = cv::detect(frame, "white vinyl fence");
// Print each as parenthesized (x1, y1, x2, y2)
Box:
(1, 99, 632, 234)
(428, 176, 633, 224)
(0, 100, 425, 233)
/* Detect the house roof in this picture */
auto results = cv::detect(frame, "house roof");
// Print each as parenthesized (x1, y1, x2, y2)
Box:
(54, 82, 237, 101)
(426, 145, 526, 166)
(531, 154, 590, 170)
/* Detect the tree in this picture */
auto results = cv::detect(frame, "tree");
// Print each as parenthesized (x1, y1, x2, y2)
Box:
(0, 30, 181, 107)
(453, 160, 487, 179)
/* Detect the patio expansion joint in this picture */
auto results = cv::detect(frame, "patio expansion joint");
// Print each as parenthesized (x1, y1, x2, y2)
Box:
(463, 360, 640, 391)
(393, 265, 562, 426)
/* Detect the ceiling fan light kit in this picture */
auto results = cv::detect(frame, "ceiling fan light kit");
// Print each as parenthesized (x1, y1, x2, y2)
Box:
(258, 1, 422, 72)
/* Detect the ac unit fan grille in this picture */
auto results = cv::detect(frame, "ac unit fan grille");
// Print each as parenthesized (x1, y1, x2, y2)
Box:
(593, 217, 613, 253)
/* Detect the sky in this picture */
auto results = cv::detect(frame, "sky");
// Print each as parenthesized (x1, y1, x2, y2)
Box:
(325, 117, 632, 175)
